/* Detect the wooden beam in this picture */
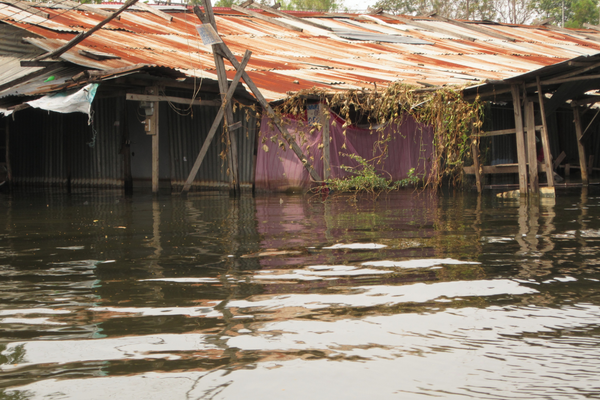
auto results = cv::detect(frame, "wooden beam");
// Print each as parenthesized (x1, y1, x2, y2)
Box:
(320, 103, 331, 180)
(135, 1, 172, 21)
(243, 1, 333, 31)
(542, 60, 600, 84)
(181, 51, 251, 193)
(433, 16, 516, 42)
(126, 93, 220, 106)
(379, 13, 476, 41)
(198, 0, 240, 194)
(536, 76, 554, 187)
(194, 5, 320, 183)
(0, 0, 49, 18)
(477, 126, 543, 137)
(511, 84, 528, 193)
(524, 95, 538, 192)
(571, 95, 600, 107)
(31, 0, 138, 62)
(553, 151, 566, 169)
(542, 74, 600, 86)
(573, 105, 589, 183)
(232, 5, 303, 32)
(579, 107, 600, 142)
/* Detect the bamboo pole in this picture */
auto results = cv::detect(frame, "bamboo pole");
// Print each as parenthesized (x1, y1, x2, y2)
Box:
(573, 106, 589, 184)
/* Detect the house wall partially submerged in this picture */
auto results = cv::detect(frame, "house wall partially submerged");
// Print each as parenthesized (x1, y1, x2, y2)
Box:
(4, 91, 258, 191)
(255, 111, 434, 192)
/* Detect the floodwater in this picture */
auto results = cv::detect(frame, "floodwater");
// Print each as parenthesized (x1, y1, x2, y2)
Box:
(1, 188, 600, 399)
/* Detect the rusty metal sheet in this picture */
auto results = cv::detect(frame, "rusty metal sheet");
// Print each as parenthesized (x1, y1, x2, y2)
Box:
(4, 5, 600, 101)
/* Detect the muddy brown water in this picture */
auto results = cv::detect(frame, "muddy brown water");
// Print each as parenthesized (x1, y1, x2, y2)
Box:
(1, 188, 600, 399)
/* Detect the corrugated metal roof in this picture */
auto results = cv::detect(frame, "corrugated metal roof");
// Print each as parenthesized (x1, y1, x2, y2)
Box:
(2, 2, 600, 101)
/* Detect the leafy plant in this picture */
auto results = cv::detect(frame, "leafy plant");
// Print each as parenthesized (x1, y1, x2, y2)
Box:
(322, 154, 421, 198)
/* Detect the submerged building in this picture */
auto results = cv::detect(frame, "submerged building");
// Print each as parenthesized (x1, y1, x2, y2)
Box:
(2, 0, 600, 192)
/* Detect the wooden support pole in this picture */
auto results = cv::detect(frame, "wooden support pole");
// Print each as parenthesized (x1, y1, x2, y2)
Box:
(4, 118, 11, 188)
(471, 122, 482, 193)
(32, 0, 138, 62)
(198, 0, 240, 194)
(181, 51, 251, 193)
(319, 103, 331, 180)
(144, 86, 160, 194)
(511, 84, 528, 194)
(194, 3, 320, 183)
(573, 106, 589, 184)
(536, 76, 554, 188)
(524, 95, 538, 192)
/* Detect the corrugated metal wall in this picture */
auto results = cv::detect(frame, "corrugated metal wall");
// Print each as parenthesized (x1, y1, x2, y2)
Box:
(166, 102, 257, 190)
(7, 97, 124, 188)
(5, 90, 258, 190)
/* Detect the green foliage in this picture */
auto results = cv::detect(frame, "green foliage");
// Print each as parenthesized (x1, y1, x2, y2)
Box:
(373, 0, 496, 20)
(565, 0, 598, 27)
(214, 0, 239, 6)
(323, 154, 420, 195)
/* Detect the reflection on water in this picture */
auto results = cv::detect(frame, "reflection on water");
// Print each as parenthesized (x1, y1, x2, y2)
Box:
(2, 189, 600, 399)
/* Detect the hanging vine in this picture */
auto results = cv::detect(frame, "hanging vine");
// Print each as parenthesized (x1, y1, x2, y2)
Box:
(270, 83, 483, 191)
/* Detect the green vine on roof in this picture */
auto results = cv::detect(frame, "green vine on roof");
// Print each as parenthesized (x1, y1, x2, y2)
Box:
(271, 82, 484, 191)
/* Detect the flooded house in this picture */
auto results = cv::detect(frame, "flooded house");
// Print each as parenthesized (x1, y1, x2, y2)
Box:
(2, 0, 600, 193)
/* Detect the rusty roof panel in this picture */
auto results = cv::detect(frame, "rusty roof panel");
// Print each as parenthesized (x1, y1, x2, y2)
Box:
(3, 4, 600, 100)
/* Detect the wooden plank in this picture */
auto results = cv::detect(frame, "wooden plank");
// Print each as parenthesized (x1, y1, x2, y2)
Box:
(553, 151, 566, 169)
(182, 51, 251, 193)
(537, 76, 554, 187)
(525, 96, 538, 192)
(379, 13, 476, 41)
(573, 106, 589, 183)
(477, 126, 543, 137)
(126, 93, 219, 106)
(135, 1, 172, 21)
(32, 0, 138, 62)
(511, 84, 528, 193)
(232, 5, 303, 32)
(320, 103, 330, 180)
(244, 1, 333, 31)
(1, 0, 49, 18)
(194, 4, 320, 183)
(433, 16, 516, 42)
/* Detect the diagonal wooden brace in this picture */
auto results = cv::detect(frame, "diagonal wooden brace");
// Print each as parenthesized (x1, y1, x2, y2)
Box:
(193, 4, 321, 184)
(181, 50, 252, 193)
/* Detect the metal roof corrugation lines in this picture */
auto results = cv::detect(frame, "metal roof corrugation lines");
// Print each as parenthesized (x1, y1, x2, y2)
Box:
(5, 5, 600, 100)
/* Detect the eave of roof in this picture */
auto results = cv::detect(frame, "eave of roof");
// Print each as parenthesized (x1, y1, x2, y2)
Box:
(3, 2, 600, 101)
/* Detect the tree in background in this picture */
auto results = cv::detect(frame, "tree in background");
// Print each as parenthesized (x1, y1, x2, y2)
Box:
(565, 0, 599, 26)
(214, 0, 340, 10)
(373, 0, 496, 19)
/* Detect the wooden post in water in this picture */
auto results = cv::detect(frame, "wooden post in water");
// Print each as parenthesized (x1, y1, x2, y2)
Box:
(511, 84, 528, 194)
(524, 95, 538, 193)
(471, 118, 482, 193)
(198, 0, 241, 195)
(319, 103, 331, 180)
(536, 76, 554, 189)
(573, 106, 589, 184)
(192, 4, 321, 184)
(144, 86, 160, 194)
(4, 118, 11, 188)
